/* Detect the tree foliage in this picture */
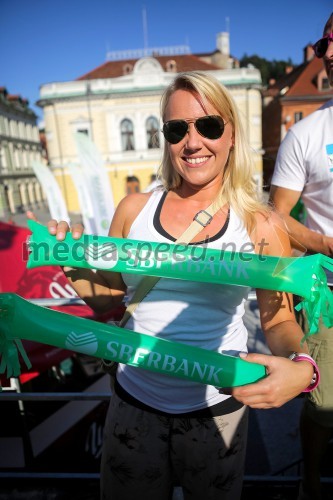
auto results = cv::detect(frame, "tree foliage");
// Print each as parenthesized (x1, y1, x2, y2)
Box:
(239, 54, 294, 85)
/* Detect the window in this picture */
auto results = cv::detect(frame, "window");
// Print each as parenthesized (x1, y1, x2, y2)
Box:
(0, 116, 4, 135)
(3, 117, 9, 136)
(0, 145, 6, 170)
(71, 116, 91, 138)
(19, 121, 26, 139)
(77, 128, 89, 136)
(146, 116, 160, 149)
(121, 119, 135, 151)
(166, 60, 177, 72)
(321, 78, 330, 90)
(13, 144, 21, 169)
(4, 184, 12, 213)
(294, 112, 303, 123)
(123, 64, 133, 75)
(10, 120, 17, 137)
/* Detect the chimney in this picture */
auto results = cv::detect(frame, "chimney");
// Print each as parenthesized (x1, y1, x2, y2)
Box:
(216, 32, 230, 56)
(303, 44, 314, 62)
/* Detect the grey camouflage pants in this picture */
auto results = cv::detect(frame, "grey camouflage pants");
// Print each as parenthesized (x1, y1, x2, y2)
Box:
(100, 393, 248, 500)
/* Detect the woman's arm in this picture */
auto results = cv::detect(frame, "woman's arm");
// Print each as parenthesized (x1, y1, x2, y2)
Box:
(229, 211, 314, 408)
(29, 193, 150, 314)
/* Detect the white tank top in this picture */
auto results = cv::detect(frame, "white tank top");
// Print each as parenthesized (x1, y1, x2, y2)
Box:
(117, 188, 253, 413)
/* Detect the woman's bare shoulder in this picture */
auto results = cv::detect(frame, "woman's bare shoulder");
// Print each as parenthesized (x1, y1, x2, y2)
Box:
(110, 191, 157, 237)
(118, 192, 153, 211)
(254, 209, 286, 233)
(253, 209, 291, 257)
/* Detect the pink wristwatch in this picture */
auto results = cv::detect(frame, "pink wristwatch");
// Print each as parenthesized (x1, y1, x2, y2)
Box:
(289, 352, 320, 392)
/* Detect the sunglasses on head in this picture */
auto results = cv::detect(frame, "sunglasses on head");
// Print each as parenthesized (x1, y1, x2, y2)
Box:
(312, 33, 333, 58)
(162, 115, 225, 144)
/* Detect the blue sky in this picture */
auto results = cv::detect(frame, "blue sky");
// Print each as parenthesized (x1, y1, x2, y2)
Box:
(1, 0, 332, 121)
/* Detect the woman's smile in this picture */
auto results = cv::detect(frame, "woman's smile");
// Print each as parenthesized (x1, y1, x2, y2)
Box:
(182, 155, 211, 166)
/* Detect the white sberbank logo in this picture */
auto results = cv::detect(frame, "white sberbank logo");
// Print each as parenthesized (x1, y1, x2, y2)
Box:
(85, 243, 118, 269)
(65, 331, 98, 355)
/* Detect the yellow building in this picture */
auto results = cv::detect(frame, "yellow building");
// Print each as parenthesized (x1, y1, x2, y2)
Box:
(38, 37, 263, 213)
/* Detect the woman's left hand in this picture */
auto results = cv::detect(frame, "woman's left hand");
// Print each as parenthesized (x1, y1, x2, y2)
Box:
(222, 352, 314, 409)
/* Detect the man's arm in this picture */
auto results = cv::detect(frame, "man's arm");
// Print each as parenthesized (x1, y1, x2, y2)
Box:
(270, 185, 333, 255)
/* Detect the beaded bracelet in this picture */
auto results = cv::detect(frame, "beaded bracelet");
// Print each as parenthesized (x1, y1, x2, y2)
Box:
(289, 352, 320, 392)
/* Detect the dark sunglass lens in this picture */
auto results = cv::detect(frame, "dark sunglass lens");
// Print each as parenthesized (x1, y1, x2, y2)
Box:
(314, 38, 328, 58)
(196, 116, 224, 139)
(163, 120, 188, 144)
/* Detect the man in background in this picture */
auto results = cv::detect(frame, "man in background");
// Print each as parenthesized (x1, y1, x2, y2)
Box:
(270, 12, 333, 500)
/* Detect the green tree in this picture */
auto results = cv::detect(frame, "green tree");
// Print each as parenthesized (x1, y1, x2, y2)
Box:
(240, 54, 294, 85)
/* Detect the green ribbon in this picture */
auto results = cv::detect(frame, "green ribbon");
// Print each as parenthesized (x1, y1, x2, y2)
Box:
(27, 220, 333, 335)
(0, 293, 266, 386)
(0, 299, 32, 383)
(295, 256, 333, 335)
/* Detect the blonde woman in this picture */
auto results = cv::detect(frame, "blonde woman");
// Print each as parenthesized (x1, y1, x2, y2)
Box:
(39, 71, 317, 500)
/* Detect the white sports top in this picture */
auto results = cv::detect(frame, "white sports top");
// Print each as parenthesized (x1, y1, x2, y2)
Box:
(117, 189, 253, 413)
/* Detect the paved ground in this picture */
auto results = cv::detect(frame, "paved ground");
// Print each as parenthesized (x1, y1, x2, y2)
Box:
(1, 207, 81, 228)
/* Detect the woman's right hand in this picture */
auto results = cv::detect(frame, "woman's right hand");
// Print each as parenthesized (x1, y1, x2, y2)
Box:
(26, 211, 84, 241)
(46, 219, 84, 241)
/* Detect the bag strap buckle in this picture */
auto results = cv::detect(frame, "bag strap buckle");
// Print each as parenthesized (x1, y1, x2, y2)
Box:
(193, 210, 213, 227)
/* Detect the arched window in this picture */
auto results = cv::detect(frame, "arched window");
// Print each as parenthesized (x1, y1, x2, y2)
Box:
(146, 116, 159, 149)
(120, 119, 135, 151)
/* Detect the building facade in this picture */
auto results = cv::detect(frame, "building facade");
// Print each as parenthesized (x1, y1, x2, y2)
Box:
(38, 35, 263, 212)
(262, 45, 333, 189)
(0, 87, 46, 217)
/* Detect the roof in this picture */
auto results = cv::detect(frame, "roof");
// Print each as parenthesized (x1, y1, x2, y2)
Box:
(0, 85, 35, 117)
(7, 94, 28, 104)
(76, 54, 221, 80)
(286, 57, 328, 96)
(264, 54, 332, 98)
(264, 63, 307, 94)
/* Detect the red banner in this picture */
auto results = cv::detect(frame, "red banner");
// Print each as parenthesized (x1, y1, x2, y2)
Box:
(0, 221, 124, 380)
(1, 221, 83, 303)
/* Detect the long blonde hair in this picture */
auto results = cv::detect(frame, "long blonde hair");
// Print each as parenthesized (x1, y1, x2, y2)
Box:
(157, 71, 268, 232)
